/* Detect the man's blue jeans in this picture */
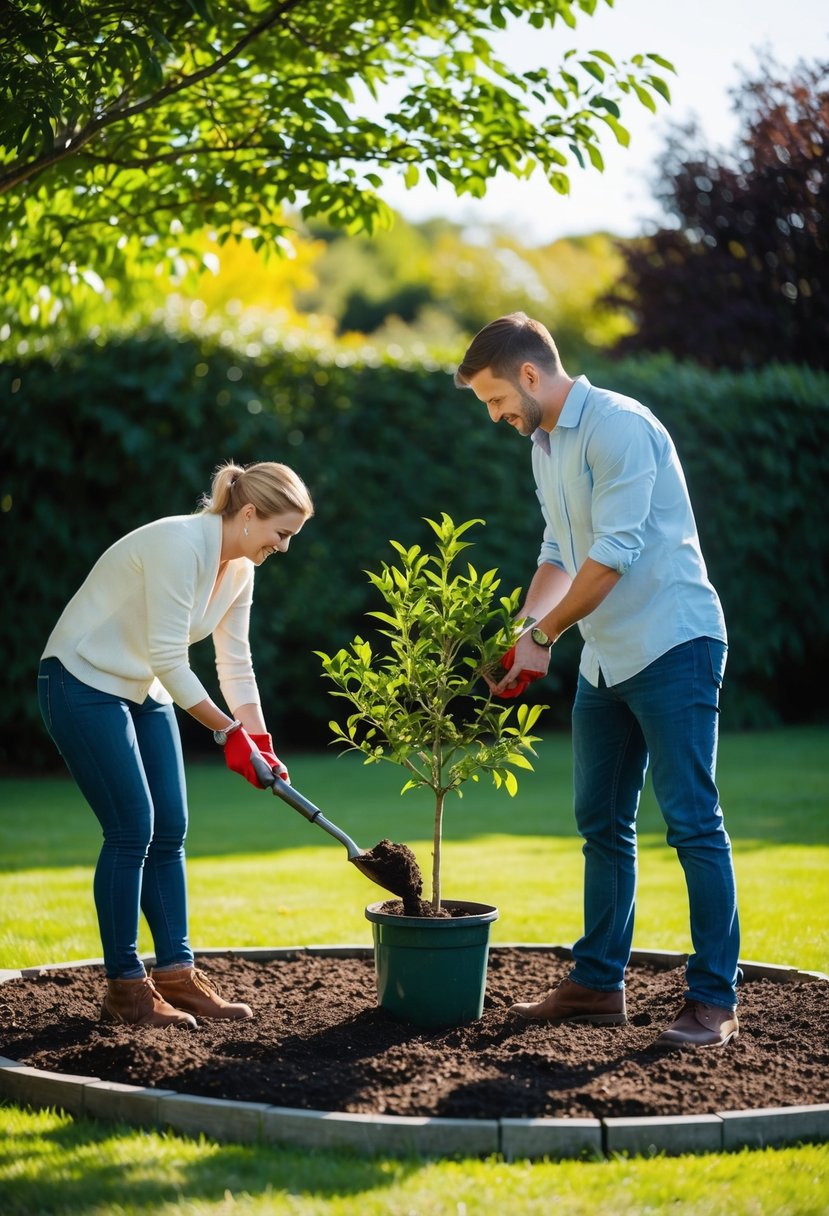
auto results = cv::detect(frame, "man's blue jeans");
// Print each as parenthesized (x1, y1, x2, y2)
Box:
(37, 657, 194, 979)
(570, 637, 740, 1009)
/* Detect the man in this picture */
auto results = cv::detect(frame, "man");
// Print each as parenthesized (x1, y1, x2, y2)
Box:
(455, 312, 740, 1048)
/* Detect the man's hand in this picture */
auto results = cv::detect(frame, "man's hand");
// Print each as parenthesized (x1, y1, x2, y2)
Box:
(486, 638, 549, 699)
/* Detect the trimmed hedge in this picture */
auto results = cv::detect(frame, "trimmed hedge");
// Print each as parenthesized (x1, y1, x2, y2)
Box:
(1, 334, 827, 771)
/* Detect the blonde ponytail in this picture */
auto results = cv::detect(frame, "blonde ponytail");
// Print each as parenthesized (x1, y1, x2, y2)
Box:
(200, 461, 313, 520)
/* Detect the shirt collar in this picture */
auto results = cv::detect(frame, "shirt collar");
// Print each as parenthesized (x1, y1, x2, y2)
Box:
(531, 375, 591, 452)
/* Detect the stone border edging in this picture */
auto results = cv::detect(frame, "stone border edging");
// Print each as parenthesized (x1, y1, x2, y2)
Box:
(1, 945, 827, 1161)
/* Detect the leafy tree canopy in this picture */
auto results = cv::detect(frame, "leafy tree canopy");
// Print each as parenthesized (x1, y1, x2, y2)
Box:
(0, 0, 672, 333)
(608, 57, 829, 368)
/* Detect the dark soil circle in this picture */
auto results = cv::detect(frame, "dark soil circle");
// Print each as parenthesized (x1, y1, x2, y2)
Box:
(2, 950, 827, 1120)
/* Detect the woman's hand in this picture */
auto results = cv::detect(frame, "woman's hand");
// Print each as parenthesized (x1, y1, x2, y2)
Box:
(224, 727, 270, 788)
(249, 732, 289, 783)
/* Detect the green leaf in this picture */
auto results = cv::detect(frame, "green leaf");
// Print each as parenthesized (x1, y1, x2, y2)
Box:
(646, 53, 676, 73)
(506, 752, 535, 770)
(366, 610, 404, 628)
(589, 49, 617, 68)
(579, 60, 606, 84)
(568, 142, 586, 170)
(600, 113, 631, 147)
(585, 142, 604, 171)
(646, 74, 672, 103)
(631, 82, 657, 114)
(590, 95, 621, 118)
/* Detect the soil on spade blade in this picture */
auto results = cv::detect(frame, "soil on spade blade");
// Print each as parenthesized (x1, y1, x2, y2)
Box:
(2, 950, 828, 1120)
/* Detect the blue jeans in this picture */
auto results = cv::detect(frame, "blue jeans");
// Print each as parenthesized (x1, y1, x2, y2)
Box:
(570, 637, 740, 1008)
(37, 657, 194, 979)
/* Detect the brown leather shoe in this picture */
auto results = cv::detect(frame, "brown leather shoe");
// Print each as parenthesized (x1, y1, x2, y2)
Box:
(101, 976, 197, 1029)
(152, 966, 253, 1020)
(510, 977, 627, 1025)
(655, 1001, 739, 1047)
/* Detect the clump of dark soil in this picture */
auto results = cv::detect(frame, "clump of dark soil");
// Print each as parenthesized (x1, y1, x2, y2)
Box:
(357, 838, 423, 912)
(377, 898, 473, 919)
(2, 950, 828, 1119)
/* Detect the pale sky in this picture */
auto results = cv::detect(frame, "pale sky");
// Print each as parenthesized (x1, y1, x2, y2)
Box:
(379, 0, 829, 244)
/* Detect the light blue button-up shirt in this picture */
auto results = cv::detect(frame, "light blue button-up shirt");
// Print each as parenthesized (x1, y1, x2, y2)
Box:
(532, 375, 726, 687)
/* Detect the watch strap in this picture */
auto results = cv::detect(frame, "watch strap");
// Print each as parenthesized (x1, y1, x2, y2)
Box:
(213, 719, 243, 746)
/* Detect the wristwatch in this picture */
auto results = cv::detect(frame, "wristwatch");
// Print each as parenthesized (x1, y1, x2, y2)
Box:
(213, 719, 242, 746)
(530, 627, 554, 649)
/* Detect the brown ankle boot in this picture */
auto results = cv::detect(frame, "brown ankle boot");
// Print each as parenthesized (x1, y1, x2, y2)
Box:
(654, 1001, 739, 1048)
(151, 966, 253, 1020)
(510, 977, 627, 1025)
(102, 976, 197, 1029)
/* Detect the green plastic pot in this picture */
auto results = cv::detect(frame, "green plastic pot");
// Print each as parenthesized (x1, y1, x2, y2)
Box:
(365, 899, 499, 1028)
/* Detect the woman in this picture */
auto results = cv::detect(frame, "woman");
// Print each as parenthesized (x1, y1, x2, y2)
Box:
(38, 460, 314, 1029)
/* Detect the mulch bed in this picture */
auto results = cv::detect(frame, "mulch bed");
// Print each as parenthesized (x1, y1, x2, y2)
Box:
(1, 950, 828, 1120)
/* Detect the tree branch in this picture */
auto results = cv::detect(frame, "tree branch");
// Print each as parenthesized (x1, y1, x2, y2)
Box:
(0, 0, 306, 196)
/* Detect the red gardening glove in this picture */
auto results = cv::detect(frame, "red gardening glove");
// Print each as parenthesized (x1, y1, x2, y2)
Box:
(493, 645, 544, 700)
(249, 732, 289, 783)
(223, 727, 266, 788)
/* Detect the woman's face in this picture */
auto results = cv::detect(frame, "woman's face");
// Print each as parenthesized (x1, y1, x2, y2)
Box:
(244, 508, 307, 566)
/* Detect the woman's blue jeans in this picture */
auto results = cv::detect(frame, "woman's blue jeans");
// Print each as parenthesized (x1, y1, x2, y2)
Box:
(37, 657, 194, 979)
(570, 637, 740, 1009)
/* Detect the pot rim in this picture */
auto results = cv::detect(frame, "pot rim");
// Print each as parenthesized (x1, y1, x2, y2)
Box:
(365, 898, 499, 927)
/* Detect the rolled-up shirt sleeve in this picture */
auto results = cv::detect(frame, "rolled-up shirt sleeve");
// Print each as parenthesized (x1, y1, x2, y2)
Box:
(586, 411, 661, 574)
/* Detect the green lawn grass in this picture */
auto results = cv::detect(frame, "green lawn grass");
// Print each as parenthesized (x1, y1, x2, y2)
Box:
(1, 1104, 828, 1216)
(2, 727, 827, 969)
(1, 725, 827, 1214)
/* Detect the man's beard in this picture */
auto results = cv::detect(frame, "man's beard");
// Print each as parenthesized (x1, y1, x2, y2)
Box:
(514, 382, 544, 434)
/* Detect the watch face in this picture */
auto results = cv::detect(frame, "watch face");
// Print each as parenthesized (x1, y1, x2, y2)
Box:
(531, 627, 551, 648)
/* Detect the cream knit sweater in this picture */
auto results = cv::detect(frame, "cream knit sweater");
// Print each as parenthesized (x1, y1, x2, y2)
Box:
(42, 512, 260, 712)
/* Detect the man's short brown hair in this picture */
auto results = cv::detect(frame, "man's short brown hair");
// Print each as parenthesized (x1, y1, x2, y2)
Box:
(454, 312, 561, 387)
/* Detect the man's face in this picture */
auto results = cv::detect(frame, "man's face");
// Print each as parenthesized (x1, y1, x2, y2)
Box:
(466, 367, 544, 436)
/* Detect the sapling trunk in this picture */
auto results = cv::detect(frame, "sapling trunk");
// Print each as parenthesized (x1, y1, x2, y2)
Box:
(431, 790, 444, 914)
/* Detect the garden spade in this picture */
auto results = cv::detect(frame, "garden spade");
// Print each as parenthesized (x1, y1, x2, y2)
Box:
(249, 751, 422, 902)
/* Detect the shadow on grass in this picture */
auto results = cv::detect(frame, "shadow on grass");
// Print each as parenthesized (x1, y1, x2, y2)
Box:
(0, 1106, 419, 1216)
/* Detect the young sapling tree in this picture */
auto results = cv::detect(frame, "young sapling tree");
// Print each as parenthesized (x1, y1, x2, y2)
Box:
(317, 515, 545, 915)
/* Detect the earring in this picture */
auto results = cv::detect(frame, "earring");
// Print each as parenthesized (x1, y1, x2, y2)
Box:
(243, 526, 249, 537)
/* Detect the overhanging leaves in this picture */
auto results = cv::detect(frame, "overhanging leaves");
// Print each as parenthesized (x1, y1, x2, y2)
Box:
(0, 0, 674, 328)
